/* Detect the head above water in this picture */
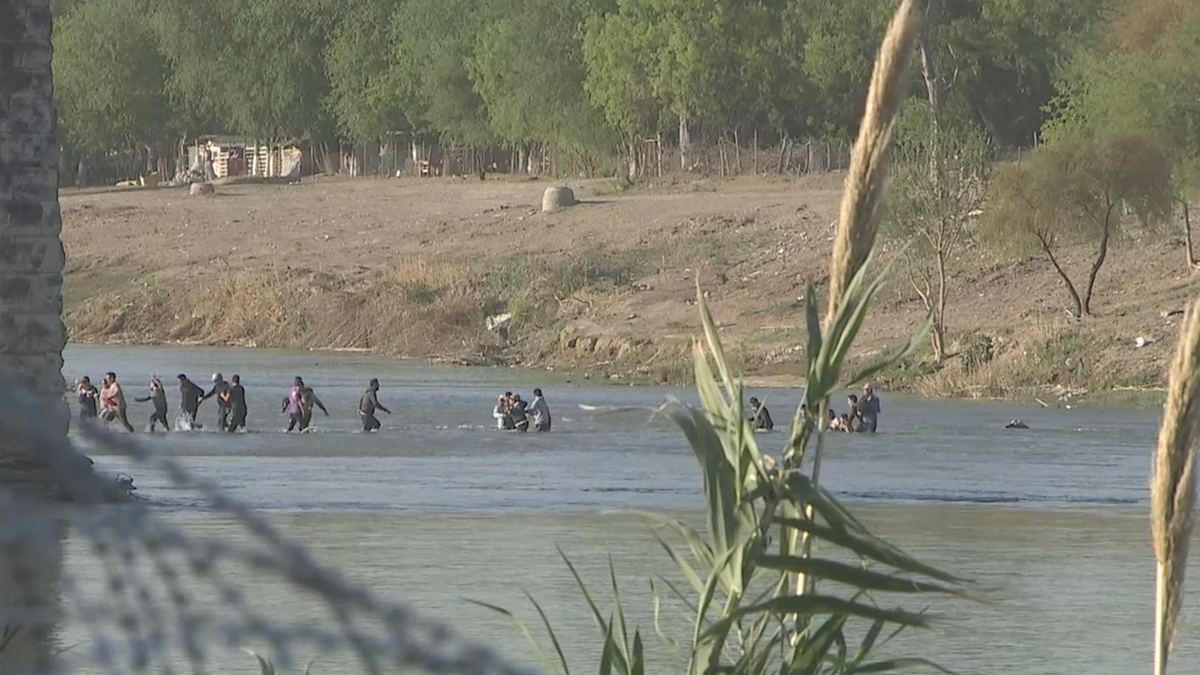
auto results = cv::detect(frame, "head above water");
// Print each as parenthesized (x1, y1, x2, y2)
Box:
(80, 376, 91, 385)
(513, 394, 522, 402)
(177, 374, 187, 382)
(533, 388, 543, 397)
(504, 391, 513, 398)
(749, 397, 760, 406)
(369, 378, 380, 389)
(293, 376, 304, 387)
(231, 374, 240, 384)
(863, 384, 873, 395)
(848, 394, 858, 403)
(212, 372, 223, 383)
(105, 372, 117, 382)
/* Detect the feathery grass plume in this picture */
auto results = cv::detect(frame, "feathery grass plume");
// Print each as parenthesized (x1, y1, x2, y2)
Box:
(1152, 295, 1200, 675)
(795, 0, 925, 605)
(824, 0, 925, 329)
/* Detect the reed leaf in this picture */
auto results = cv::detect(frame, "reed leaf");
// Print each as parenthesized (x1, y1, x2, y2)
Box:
(771, 517, 964, 585)
(754, 556, 960, 595)
(702, 595, 933, 641)
(1152, 295, 1200, 675)
(465, 596, 571, 675)
(845, 658, 961, 675)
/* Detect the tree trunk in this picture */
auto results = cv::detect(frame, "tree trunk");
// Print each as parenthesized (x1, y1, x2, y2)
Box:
(933, 251, 948, 363)
(917, 0, 940, 110)
(1082, 222, 1112, 316)
(1041, 239, 1084, 319)
(1177, 196, 1198, 269)
(678, 109, 691, 171)
(0, 1, 73, 671)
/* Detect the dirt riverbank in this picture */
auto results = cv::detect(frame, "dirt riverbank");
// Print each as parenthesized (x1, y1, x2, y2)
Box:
(60, 173, 1195, 406)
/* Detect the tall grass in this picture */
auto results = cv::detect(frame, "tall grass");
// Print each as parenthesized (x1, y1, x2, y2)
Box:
(1151, 296, 1200, 675)
(473, 2, 978, 674)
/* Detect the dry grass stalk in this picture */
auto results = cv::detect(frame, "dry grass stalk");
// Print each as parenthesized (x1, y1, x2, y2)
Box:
(795, 0, 924, 608)
(824, 0, 926, 330)
(1152, 296, 1200, 675)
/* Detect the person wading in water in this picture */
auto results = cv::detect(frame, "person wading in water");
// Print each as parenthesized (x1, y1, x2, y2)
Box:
(358, 378, 391, 432)
(100, 372, 136, 432)
(135, 376, 171, 432)
(225, 375, 248, 432)
(76, 376, 99, 425)
(202, 373, 232, 431)
(299, 384, 328, 431)
(177, 374, 205, 429)
(282, 377, 306, 432)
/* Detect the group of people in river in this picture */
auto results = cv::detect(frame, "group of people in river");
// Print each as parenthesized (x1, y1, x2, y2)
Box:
(492, 389, 552, 432)
(74, 370, 878, 437)
(74, 372, 395, 434)
(756, 385, 882, 434)
(826, 386, 882, 433)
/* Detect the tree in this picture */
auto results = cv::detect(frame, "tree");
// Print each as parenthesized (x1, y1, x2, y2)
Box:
(1045, 2, 1200, 270)
(469, 0, 615, 171)
(884, 102, 991, 362)
(54, 0, 174, 157)
(389, 0, 495, 147)
(325, 0, 411, 142)
(582, 0, 738, 171)
(983, 134, 1174, 318)
(0, 0, 73, 671)
(154, 0, 336, 142)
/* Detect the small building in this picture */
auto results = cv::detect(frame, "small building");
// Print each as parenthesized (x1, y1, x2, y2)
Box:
(186, 136, 303, 179)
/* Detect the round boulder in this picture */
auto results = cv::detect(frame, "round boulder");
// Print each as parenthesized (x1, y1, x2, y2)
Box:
(541, 186, 576, 213)
(189, 182, 215, 196)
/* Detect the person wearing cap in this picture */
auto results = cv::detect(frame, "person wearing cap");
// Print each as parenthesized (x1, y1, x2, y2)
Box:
(748, 397, 774, 432)
(859, 385, 881, 433)
(202, 372, 232, 432)
(135, 376, 171, 432)
(527, 388, 552, 432)
(358, 378, 391, 432)
(177, 374, 205, 429)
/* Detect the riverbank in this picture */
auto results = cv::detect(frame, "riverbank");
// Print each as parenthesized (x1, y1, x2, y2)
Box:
(60, 173, 1194, 407)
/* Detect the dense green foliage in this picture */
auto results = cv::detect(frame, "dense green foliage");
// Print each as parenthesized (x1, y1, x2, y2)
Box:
(51, 0, 1120, 162)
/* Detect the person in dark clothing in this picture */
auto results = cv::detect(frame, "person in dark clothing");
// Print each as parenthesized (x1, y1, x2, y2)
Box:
(358, 378, 391, 432)
(176, 374, 205, 429)
(501, 391, 516, 430)
(225, 374, 248, 432)
(299, 385, 328, 431)
(135, 376, 171, 432)
(202, 373, 232, 431)
(76, 376, 99, 424)
(749, 397, 774, 432)
(509, 394, 529, 432)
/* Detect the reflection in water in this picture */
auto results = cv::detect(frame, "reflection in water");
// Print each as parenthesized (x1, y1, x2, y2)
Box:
(58, 344, 1199, 675)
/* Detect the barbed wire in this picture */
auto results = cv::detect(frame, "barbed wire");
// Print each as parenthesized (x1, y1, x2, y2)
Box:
(0, 368, 545, 675)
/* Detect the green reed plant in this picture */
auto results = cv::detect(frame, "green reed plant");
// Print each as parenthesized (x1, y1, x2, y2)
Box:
(472, 2, 978, 674)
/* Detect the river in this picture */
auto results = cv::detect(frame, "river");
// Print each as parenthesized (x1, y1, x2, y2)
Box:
(56, 344, 1197, 675)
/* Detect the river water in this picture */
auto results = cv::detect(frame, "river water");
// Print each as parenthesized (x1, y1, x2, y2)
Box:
(57, 344, 1197, 675)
